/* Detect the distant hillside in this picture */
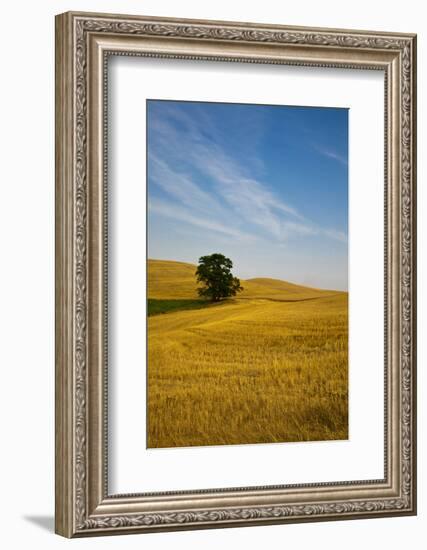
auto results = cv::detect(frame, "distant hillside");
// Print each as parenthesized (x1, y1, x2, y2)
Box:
(148, 259, 201, 299)
(148, 259, 340, 301)
(241, 278, 327, 301)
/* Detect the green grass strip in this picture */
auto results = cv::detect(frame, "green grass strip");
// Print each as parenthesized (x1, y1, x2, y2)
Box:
(148, 299, 212, 316)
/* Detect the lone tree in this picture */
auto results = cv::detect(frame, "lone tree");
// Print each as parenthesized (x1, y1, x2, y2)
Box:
(196, 253, 243, 302)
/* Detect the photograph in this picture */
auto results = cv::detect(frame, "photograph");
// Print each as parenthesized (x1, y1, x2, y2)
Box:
(53, 9, 416, 538)
(147, 99, 349, 449)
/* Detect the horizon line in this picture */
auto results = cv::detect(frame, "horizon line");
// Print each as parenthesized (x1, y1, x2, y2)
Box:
(147, 257, 348, 294)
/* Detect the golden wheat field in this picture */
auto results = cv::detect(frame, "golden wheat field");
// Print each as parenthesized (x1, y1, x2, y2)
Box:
(147, 259, 348, 448)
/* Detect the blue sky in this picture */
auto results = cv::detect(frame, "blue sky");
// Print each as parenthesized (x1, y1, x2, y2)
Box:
(147, 100, 348, 291)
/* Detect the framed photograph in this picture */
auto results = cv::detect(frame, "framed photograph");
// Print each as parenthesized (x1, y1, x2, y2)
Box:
(55, 11, 417, 537)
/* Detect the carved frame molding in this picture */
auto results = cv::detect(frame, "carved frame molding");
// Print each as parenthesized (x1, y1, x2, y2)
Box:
(55, 11, 416, 537)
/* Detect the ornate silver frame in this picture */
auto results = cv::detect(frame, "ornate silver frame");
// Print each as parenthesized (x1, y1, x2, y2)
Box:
(55, 11, 417, 537)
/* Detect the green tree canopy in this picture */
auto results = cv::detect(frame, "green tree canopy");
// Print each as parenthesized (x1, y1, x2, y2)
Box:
(195, 253, 243, 302)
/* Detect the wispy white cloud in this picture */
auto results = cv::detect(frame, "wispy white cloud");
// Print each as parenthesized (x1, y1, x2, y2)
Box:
(149, 198, 256, 242)
(149, 153, 219, 215)
(187, 141, 303, 223)
(321, 228, 347, 243)
(312, 143, 348, 166)
(148, 103, 346, 245)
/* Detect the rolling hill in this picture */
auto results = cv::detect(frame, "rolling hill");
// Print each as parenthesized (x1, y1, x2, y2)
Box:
(147, 258, 349, 449)
(147, 259, 339, 302)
